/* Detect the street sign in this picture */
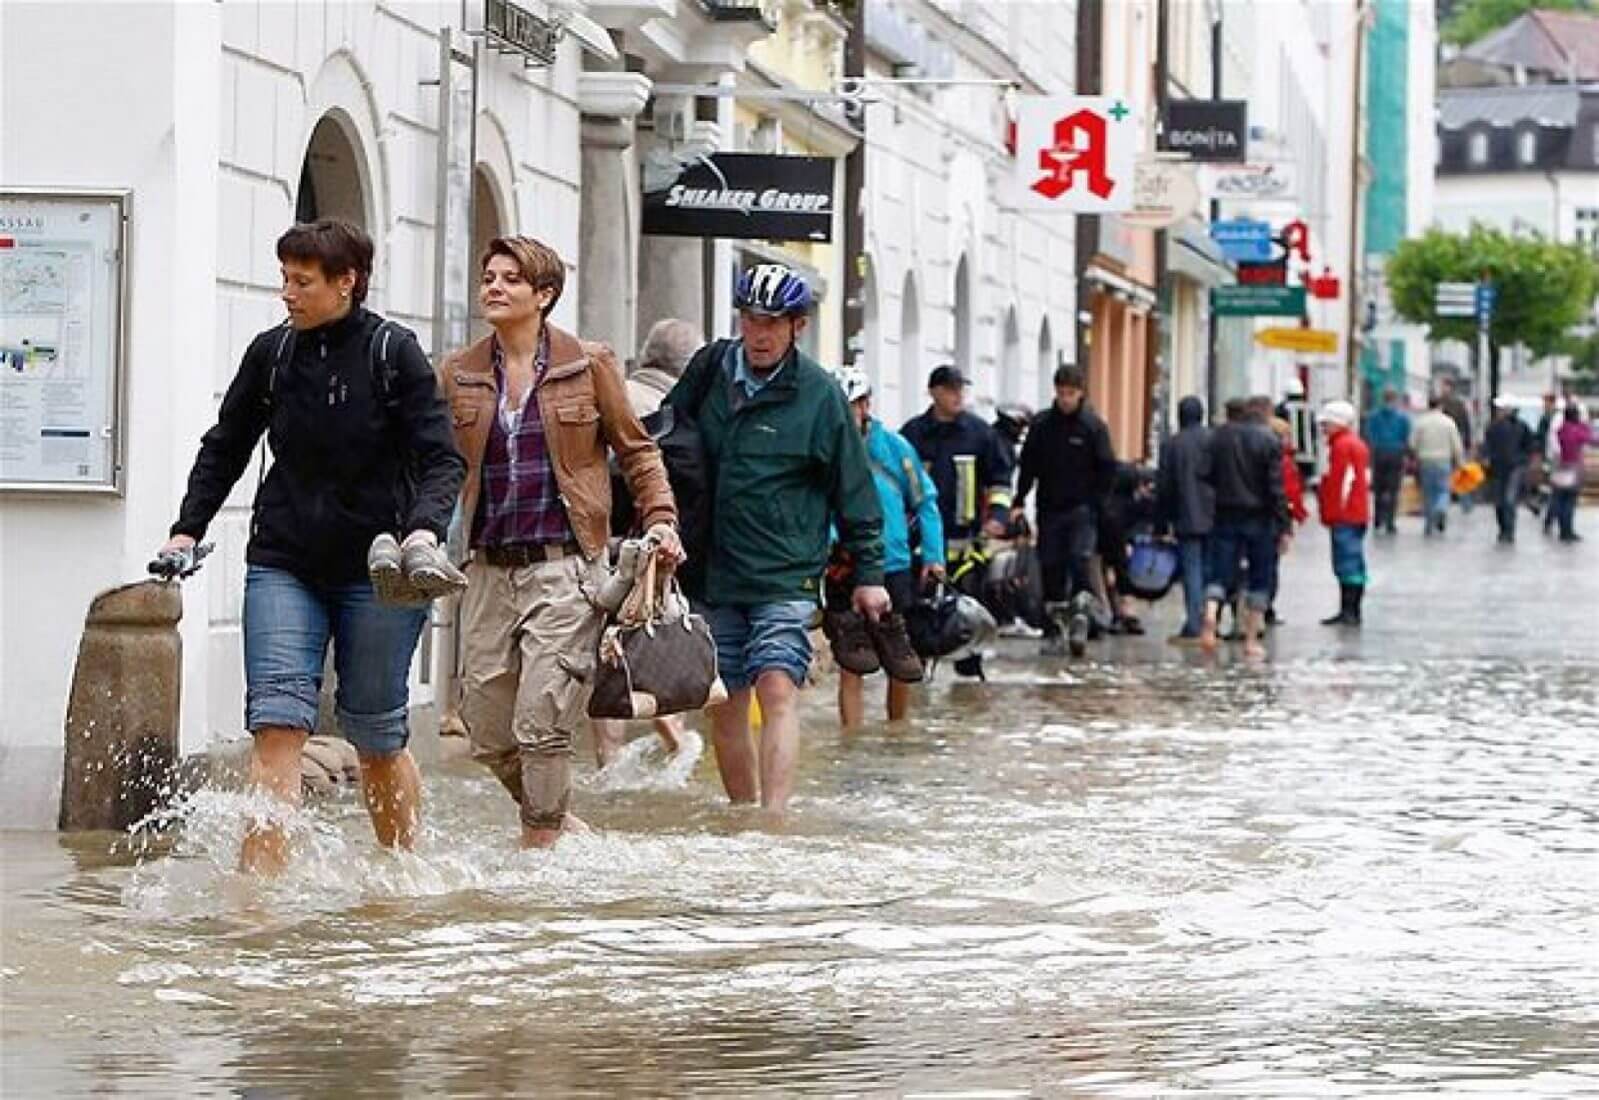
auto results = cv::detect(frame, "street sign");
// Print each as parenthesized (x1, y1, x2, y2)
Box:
(1435, 281, 1476, 318)
(1014, 95, 1138, 213)
(1212, 285, 1307, 317)
(1475, 284, 1498, 322)
(1210, 218, 1274, 262)
(1255, 327, 1338, 354)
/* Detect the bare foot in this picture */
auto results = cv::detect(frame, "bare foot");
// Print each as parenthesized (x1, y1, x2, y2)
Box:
(1244, 639, 1266, 660)
(1199, 608, 1219, 654)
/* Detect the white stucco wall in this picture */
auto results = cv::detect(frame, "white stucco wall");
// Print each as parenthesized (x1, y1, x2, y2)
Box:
(0, 0, 584, 828)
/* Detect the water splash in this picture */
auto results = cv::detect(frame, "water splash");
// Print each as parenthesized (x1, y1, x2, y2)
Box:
(585, 728, 704, 792)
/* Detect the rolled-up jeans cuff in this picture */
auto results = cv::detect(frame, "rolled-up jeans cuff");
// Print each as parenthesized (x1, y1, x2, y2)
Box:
(337, 701, 410, 756)
(1243, 591, 1271, 610)
(247, 679, 320, 734)
(1204, 584, 1227, 604)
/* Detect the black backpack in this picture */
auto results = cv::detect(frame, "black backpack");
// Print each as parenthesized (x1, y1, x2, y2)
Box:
(610, 340, 730, 594)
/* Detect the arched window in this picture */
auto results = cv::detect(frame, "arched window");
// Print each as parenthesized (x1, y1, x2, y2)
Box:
(1518, 129, 1537, 166)
(1468, 131, 1489, 167)
(296, 114, 368, 228)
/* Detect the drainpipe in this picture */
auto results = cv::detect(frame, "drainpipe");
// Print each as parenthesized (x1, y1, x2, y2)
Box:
(1205, 1, 1222, 420)
(1345, 0, 1369, 404)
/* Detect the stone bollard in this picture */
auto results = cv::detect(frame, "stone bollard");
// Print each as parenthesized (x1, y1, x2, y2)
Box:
(59, 580, 183, 832)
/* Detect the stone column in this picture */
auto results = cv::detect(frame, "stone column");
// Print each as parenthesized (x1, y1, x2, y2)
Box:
(578, 72, 653, 361)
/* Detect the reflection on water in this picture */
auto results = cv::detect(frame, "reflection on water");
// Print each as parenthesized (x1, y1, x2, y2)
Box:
(4, 647, 1599, 1095)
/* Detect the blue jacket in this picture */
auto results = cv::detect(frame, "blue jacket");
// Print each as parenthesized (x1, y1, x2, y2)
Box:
(864, 418, 944, 574)
(1364, 406, 1411, 455)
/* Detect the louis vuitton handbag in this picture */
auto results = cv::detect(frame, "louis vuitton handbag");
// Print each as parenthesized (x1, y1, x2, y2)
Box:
(587, 545, 728, 720)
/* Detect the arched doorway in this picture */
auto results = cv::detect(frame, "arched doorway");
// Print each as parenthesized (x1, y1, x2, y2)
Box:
(1038, 316, 1055, 409)
(295, 113, 369, 229)
(469, 167, 507, 341)
(1001, 306, 1021, 405)
(952, 255, 971, 382)
(898, 272, 922, 425)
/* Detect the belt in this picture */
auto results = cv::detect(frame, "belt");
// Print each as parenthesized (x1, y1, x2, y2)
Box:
(480, 540, 582, 567)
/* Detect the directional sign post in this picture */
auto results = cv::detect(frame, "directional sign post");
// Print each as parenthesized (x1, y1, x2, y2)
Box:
(1212, 285, 1307, 317)
(1255, 327, 1338, 355)
(1434, 281, 1477, 318)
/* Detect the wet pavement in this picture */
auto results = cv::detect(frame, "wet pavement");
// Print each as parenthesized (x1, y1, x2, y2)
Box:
(3, 508, 1598, 1096)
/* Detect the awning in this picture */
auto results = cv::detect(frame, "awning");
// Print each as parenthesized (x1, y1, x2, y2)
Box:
(1168, 218, 1233, 287)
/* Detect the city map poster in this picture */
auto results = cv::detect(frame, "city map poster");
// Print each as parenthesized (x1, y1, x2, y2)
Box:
(0, 191, 126, 491)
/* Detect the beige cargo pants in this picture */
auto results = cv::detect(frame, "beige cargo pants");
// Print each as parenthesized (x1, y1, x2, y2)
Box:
(459, 552, 605, 830)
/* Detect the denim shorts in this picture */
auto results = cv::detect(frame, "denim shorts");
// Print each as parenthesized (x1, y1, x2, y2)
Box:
(242, 565, 428, 756)
(700, 600, 815, 693)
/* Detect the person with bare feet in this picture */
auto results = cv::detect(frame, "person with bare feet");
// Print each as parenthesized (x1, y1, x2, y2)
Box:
(1200, 397, 1289, 659)
(160, 218, 465, 874)
(439, 236, 679, 848)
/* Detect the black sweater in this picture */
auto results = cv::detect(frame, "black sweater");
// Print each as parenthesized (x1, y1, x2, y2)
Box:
(172, 308, 465, 585)
(1015, 402, 1116, 515)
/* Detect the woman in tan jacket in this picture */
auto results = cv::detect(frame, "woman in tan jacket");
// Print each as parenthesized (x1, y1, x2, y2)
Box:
(439, 236, 679, 848)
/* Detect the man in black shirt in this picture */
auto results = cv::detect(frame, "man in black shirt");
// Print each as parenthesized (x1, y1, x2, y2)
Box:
(1012, 364, 1117, 657)
(1200, 397, 1289, 658)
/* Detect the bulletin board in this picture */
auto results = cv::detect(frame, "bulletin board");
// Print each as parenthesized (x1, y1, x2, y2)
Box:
(0, 189, 129, 493)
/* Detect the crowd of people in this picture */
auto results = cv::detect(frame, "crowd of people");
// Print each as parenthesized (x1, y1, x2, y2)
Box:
(155, 217, 1596, 873)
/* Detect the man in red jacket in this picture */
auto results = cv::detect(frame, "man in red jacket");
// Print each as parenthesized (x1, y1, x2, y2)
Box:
(1317, 400, 1371, 627)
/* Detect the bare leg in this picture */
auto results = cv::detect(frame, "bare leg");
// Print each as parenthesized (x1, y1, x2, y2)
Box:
(652, 715, 683, 754)
(1199, 599, 1221, 653)
(239, 725, 308, 875)
(591, 719, 625, 768)
(358, 749, 422, 850)
(755, 671, 801, 814)
(709, 688, 759, 804)
(1243, 607, 1266, 660)
(838, 670, 865, 729)
(886, 679, 911, 722)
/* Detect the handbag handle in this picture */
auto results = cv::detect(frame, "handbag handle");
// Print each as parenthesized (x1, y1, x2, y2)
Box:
(616, 536, 663, 627)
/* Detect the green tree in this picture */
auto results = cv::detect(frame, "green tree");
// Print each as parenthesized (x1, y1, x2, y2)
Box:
(1443, 0, 1595, 46)
(1387, 225, 1598, 358)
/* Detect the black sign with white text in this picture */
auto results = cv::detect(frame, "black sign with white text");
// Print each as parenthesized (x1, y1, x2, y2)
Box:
(643, 153, 835, 242)
(1160, 100, 1248, 163)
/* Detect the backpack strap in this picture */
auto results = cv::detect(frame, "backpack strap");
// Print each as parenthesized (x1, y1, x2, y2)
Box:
(369, 319, 403, 414)
(264, 322, 294, 412)
(686, 338, 733, 416)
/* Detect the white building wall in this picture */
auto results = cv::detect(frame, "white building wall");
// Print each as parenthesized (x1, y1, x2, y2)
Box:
(0, 0, 585, 828)
(862, 1, 1076, 429)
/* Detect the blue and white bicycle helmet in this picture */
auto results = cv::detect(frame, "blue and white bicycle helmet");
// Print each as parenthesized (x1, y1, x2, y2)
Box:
(835, 365, 872, 403)
(734, 263, 813, 317)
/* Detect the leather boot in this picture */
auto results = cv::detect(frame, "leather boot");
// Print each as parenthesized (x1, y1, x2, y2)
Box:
(1321, 585, 1353, 626)
(1346, 584, 1364, 627)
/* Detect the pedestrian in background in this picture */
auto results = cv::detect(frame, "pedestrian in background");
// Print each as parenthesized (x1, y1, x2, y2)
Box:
(1410, 395, 1464, 536)
(1535, 391, 1561, 536)
(1317, 401, 1370, 628)
(1550, 403, 1595, 543)
(1156, 395, 1214, 644)
(1200, 397, 1289, 659)
(1364, 386, 1410, 535)
(1483, 395, 1534, 545)
(591, 316, 704, 769)
(1275, 374, 1319, 489)
(1254, 394, 1306, 628)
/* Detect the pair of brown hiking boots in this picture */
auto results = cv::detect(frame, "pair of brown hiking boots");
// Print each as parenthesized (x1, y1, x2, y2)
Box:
(823, 608, 924, 683)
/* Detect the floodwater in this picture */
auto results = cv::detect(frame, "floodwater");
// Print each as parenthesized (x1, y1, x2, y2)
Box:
(3, 520, 1598, 1096)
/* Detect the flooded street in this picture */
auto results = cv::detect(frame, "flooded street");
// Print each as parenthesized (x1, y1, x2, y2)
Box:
(4, 519, 1598, 1096)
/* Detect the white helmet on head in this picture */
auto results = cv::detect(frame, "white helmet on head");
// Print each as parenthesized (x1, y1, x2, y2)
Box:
(1283, 376, 1305, 398)
(836, 365, 872, 403)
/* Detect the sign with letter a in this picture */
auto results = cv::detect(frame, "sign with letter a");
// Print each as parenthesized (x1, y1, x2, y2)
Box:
(1015, 96, 1137, 214)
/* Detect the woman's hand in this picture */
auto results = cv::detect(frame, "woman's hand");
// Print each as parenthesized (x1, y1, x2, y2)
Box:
(647, 523, 685, 566)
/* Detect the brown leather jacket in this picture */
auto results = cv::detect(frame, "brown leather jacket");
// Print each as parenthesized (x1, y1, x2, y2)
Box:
(437, 323, 675, 561)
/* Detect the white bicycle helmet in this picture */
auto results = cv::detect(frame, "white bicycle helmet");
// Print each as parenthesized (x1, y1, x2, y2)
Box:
(836, 365, 872, 403)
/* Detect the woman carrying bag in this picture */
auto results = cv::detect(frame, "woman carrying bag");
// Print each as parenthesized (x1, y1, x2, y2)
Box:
(438, 236, 679, 849)
(159, 218, 466, 874)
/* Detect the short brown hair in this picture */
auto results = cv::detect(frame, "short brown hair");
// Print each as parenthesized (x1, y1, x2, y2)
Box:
(277, 218, 374, 304)
(482, 236, 565, 316)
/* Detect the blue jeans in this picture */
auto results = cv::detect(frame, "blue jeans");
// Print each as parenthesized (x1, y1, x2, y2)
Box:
(701, 600, 815, 693)
(243, 565, 428, 756)
(1329, 524, 1368, 586)
(1178, 535, 1208, 636)
(1552, 487, 1580, 539)
(1490, 468, 1523, 539)
(1419, 462, 1451, 533)
(1205, 516, 1277, 610)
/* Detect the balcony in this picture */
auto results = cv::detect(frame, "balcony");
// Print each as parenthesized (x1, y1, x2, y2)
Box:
(700, 0, 774, 26)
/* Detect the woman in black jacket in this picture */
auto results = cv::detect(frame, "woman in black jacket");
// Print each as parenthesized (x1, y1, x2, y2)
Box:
(157, 219, 465, 873)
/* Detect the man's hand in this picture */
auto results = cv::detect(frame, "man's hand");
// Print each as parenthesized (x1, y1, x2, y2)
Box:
(853, 584, 891, 622)
(647, 523, 685, 565)
(158, 534, 197, 558)
(922, 562, 946, 585)
(1277, 533, 1293, 556)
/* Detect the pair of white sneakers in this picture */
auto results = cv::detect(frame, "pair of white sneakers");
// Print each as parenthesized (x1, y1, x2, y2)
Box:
(368, 532, 467, 606)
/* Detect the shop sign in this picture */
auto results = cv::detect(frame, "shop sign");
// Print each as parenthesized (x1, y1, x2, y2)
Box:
(1256, 327, 1338, 354)
(1210, 218, 1274, 263)
(1201, 162, 1297, 201)
(1212, 285, 1307, 317)
(1121, 157, 1201, 229)
(1014, 95, 1138, 213)
(484, 0, 558, 66)
(1160, 99, 1248, 162)
(1237, 261, 1287, 286)
(643, 154, 835, 242)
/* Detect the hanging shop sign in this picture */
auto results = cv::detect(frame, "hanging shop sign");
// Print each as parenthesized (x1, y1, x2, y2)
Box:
(1159, 99, 1248, 163)
(483, 0, 558, 66)
(643, 153, 835, 242)
(1212, 285, 1307, 317)
(1210, 218, 1275, 263)
(1302, 266, 1342, 300)
(1, 190, 129, 494)
(1256, 327, 1338, 354)
(1014, 95, 1139, 214)
(1237, 261, 1287, 286)
(1121, 156, 1202, 229)
(1200, 162, 1297, 201)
